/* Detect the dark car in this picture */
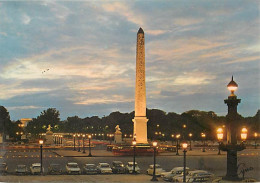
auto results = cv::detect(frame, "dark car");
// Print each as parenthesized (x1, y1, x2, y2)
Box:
(48, 164, 62, 175)
(0, 163, 7, 174)
(83, 164, 99, 174)
(112, 161, 125, 174)
(15, 165, 27, 175)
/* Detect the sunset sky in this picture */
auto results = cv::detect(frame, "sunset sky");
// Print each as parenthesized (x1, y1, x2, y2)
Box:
(0, 0, 259, 120)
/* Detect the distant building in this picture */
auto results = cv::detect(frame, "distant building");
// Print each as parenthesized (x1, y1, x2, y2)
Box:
(20, 118, 32, 127)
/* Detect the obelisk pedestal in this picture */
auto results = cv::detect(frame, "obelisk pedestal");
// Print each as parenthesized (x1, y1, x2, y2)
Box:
(132, 27, 149, 144)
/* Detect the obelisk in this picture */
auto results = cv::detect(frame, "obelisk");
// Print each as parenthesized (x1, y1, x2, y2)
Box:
(132, 27, 148, 144)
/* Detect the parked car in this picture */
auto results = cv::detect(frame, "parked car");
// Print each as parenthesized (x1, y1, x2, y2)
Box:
(0, 163, 8, 174)
(30, 163, 42, 175)
(112, 161, 125, 174)
(125, 162, 140, 174)
(48, 163, 62, 175)
(161, 167, 189, 181)
(66, 162, 81, 174)
(97, 163, 113, 174)
(172, 170, 214, 182)
(15, 165, 27, 175)
(146, 164, 165, 176)
(83, 164, 99, 174)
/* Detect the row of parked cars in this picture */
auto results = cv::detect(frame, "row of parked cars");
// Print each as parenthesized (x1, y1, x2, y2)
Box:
(0, 161, 141, 175)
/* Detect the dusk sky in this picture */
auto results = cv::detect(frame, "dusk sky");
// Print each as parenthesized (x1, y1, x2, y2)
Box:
(0, 1, 259, 121)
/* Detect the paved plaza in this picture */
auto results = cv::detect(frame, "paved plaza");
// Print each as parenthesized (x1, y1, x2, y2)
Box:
(0, 145, 259, 182)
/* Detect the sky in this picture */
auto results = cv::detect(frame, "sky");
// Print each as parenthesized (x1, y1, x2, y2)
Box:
(0, 0, 259, 121)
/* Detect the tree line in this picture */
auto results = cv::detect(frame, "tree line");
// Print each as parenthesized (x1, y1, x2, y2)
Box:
(0, 105, 259, 141)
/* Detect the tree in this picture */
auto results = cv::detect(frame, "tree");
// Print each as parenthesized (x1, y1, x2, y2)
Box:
(0, 106, 13, 141)
(25, 108, 61, 136)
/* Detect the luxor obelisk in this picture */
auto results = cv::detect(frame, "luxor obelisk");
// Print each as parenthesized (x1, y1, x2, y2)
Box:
(132, 27, 148, 144)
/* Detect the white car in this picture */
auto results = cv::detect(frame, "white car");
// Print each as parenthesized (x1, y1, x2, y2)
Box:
(125, 162, 140, 174)
(172, 170, 214, 182)
(146, 164, 165, 176)
(30, 163, 43, 175)
(97, 163, 113, 174)
(161, 167, 189, 181)
(66, 162, 81, 174)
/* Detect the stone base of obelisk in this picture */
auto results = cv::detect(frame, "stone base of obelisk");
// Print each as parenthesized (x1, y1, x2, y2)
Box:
(132, 117, 149, 144)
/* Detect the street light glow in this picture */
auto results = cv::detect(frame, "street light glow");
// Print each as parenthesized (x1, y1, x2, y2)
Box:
(182, 142, 188, 149)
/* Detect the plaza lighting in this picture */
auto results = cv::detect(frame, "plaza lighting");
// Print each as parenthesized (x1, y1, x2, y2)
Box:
(182, 142, 188, 182)
(254, 132, 258, 149)
(151, 141, 158, 181)
(201, 133, 206, 152)
(217, 128, 224, 155)
(220, 76, 246, 181)
(77, 134, 81, 152)
(241, 128, 247, 141)
(132, 139, 137, 174)
(39, 140, 44, 175)
(227, 76, 238, 96)
(82, 134, 86, 153)
(188, 133, 192, 151)
(88, 135, 92, 157)
(176, 134, 180, 155)
(73, 134, 76, 151)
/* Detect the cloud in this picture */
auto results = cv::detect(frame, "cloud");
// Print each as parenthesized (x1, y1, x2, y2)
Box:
(7, 105, 43, 110)
(22, 14, 31, 24)
(0, 32, 7, 36)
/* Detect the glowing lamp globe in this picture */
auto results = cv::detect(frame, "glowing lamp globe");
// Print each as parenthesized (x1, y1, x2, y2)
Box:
(182, 143, 188, 149)
(39, 140, 44, 145)
(88, 135, 92, 139)
(227, 76, 238, 96)
(153, 141, 158, 147)
(241, 128, 248, 141)
(217, 128, 224, 140)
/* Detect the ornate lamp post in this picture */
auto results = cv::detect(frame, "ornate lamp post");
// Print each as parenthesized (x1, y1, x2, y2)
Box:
(201, 133, 206, 152)
(109, 134, 113, 145)
(176, 134, 180, 155)
(82, 134, 86, 153)
(39, 139, 44, 175)
(220, 76, 246, 181)
(77, 134, 81, 152)
(182, 124, 186, 140)
(188, 133, 192, 151)
(151, 141, 158, 181)
(73, 134, 76, 151)
(217, 128, 224, 155)
(132, 138, 137, 174)
(182, 142, 188, 183)
(254, 132, 258, 149)
(88, 135, 92, 157)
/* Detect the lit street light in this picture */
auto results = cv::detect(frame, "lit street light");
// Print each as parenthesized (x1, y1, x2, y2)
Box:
(151, 141, 158, 181)
(217, 128, 224, 155)
(73, 134, 76, 151)
(132, 138, 137, 174)
(171, 134, 174, 146)
(82, 134, 86, 153)
(201, 133, 206, 152)
(188, 133, 192, 151)
(254, 132, 258, 149)
(220, 76, 246, 181)
(77, 134, 81, 152)
(241, 127, 248, 143)
(88, 135, 92, 157)
(176, 134, 180, 155)
(182, 142, 188, 182)
(39, 139, 44, 175)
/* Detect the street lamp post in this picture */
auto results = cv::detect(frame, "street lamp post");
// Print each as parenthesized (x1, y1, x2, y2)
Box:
(151, 141, 158, 181)
(60, 135, 63, 146)
(188, 133, 192, 151)
(182, 142, 188, 182)
(176, 134, 180, 155)
(171, 134, 174, 146)
(39, 139, 44, 175)
(88, 135, 92, 157)
(73, 134, 76, 151)
(109, 134, 113, 145)
(132, 139, 137, 174)
(220, 76, 246, 181)
(217, 128, 224, 155)
(201, 133, 206, 152)
(254, 132, 258, 149)
(82, 134, 86, 153)
(77, 134, 81, 152)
